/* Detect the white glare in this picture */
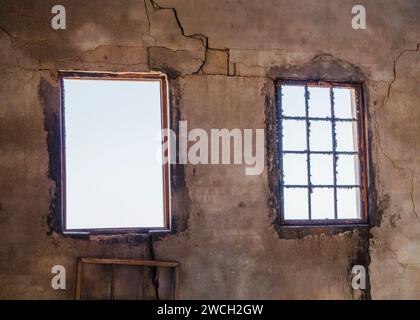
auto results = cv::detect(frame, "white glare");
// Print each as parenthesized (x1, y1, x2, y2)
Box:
(64, 79, 165, 230)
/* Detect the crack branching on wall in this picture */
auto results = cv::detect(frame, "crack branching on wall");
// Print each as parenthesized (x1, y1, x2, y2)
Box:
(4, 0, 420, 300)
(372, 42, 420, 229)
(386, 42, 420, 102)
(146, 0, 209, 74)
(410, 173, 419, 225)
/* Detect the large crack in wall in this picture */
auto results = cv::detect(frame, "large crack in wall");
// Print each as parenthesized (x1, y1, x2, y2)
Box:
(1, 0, 420, 299)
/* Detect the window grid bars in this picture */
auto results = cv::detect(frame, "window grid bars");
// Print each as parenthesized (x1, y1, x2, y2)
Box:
(355, 87, 364, 219)
(279, 85, 361, 221)
(277, 84, 285, 224)
(304, 85, 312, 219)
(282, 116, 356, 122)
(282, 150, 357, 155)
(282, 185, 360, 188)
(330, 88, 338, 219)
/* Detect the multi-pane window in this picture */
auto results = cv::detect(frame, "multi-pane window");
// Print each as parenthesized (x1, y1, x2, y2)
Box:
(59, 72, 170, 233)
(277, 80, 367, 225)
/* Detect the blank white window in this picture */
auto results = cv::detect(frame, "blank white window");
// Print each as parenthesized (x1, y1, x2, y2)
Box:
(61, 75, 169, 232)
(279, 82, 367, 224)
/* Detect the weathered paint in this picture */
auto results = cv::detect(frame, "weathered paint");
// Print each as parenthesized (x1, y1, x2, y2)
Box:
(1, 0, 420, 299)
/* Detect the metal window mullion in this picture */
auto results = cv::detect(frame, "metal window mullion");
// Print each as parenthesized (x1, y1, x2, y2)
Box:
(355, 86, 364, 220)
(305, 85, 312, 220)
(282, 116, 356, 122)
(283, 150, 358, 155)
(277, 84, 285, 222)
(330, 88, 338, 219)
(282, 184, 360, 188)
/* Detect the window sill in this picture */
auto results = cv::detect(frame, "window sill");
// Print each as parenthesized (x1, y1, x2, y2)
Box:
(61, 228, 172, 241)
(273, 222, 370, 239)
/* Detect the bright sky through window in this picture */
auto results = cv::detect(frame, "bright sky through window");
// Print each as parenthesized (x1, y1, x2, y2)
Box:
(279, 83, 364, 223)
(62, 78, 167, 231)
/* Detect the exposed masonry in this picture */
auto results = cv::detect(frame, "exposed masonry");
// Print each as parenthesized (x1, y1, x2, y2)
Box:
(147, 0, 208, 75)
(38, 0, 413, 252)
(1, 0, 420, 299)
(0, 1, 418, 83)
(128, 2, 414, 297)
(0, 2, 413, 225)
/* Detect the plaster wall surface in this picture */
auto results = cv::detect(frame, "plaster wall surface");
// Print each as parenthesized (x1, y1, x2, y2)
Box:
(0, 0, 420, 299)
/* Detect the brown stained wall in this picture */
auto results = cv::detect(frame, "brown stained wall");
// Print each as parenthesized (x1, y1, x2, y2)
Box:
(0, 0, 420, 299)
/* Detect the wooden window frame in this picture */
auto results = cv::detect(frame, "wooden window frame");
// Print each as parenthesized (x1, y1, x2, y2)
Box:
(276, 79, 369, 226)
(58, 71, 171, 235)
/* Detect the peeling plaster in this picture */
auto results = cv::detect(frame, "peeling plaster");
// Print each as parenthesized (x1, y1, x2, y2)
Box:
(1, 0, 420, 299)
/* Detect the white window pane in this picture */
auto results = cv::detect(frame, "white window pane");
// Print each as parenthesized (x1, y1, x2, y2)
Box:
(284, 188, 309, 220)
(337, 155, 359, 185)
(282, 120, 306, 151)
(333, 88, 355, 119)
(283, 154, 307, 185)
(308, 87, 331, 118)
(310, 154, 334, 185)
(64, 79, 165, 230)
(336, 121, 358, 152)
(282, 85, 306, 117)
(311, 188, 335, 219)
(337, 188, 360, 219)
(310, 121, 332, 151)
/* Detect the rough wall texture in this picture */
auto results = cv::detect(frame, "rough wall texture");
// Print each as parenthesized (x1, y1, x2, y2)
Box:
(0, 0, 419, 299)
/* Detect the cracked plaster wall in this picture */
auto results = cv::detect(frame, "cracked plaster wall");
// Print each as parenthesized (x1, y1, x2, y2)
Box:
(0, 0, 420, 299)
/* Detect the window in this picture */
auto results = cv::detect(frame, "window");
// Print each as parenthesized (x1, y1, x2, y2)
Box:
(59, 72, 170, 233)
(277, 80, 368, 225)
